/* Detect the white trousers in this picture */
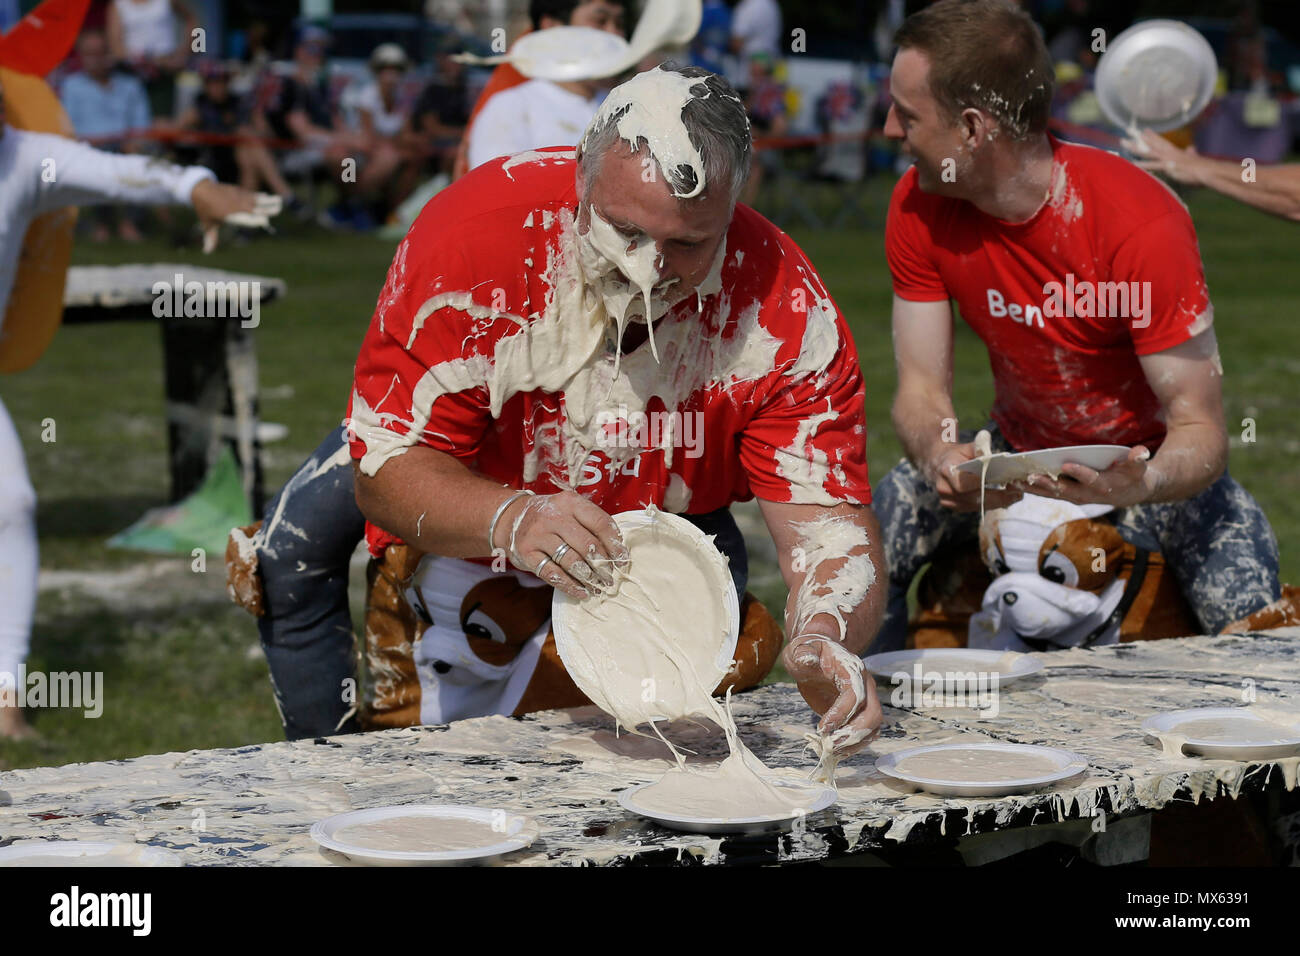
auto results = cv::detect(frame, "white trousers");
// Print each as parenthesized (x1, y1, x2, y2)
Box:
(0, 396, 37, 687)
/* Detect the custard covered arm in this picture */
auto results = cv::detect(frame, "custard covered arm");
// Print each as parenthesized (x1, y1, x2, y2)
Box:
(760, 498, 885, 754)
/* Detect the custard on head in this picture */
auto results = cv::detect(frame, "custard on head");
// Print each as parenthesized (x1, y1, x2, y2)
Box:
(573, 65, 751, 349)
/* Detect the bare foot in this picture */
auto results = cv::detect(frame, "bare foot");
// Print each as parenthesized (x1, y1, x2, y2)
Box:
(0, 704, 37, 741)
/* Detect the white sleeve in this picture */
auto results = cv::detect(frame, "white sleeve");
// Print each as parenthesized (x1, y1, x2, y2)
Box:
(466, 92, 531, 171)
(30, 134, 216, 216)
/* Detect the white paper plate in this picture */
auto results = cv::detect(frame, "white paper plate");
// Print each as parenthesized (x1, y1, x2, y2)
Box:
(1095, 19, 1218, 133)
(617, 778, 836, 834)
(627, 0, 703, 57)
(876, 743, 1088, 797)
(0, 841, 181, 867)
(311, 806, 538, 866)
(504, 26, 634, 81)
(1141, 708, 1300, 761)
(953, 444, 1129, 486)
(553, 509, 740, 725)
(865, 648, 1044, 690)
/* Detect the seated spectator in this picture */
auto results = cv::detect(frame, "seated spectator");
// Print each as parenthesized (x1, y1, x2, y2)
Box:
(404, 41, 470, 179)
(230, 18, 276, 100)
(351, 42, 414, 227)
(107, 0, 199, 120)
(60, 28, 151, 241)
(741, 51, 787, 205)
(746, 52, 788, 138)
(254, 27, 363, 216)
(177, 59, 294, 211)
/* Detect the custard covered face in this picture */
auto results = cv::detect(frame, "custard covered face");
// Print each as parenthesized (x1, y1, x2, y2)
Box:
(572, 67, 748, 351)
(575, 140, 731, 330)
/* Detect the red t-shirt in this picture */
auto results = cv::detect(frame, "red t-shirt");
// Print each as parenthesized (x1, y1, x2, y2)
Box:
(350, 148, 870, 556)
(886, 137, 1214, 452)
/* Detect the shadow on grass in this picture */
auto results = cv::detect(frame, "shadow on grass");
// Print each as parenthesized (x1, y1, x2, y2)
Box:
(36, 495, 163, 541)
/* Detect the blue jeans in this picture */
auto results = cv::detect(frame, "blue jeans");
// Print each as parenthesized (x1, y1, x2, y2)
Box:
(873, 425, 1281, 651)
(256, 426, 749, 739)
(256, 426, 364, 740)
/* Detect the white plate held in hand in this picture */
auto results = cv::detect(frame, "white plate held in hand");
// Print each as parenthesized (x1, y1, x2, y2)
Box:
(953, 444, 1129, 487)
(552, 508, 739, 725)
(1095, 19, 1218, 133)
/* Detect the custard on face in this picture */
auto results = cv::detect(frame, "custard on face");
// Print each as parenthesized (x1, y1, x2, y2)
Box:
(578, 141, 731, 310)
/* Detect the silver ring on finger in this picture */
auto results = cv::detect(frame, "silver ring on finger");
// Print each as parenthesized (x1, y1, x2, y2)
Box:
(551, 542, 573, 565)
(535, 556, 555, 577)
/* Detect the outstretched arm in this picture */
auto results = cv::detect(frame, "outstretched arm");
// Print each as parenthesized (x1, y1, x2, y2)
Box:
(30, 134, 270, 249)
(1128, 129, 1300, 223)
(31, 135, 215, 213)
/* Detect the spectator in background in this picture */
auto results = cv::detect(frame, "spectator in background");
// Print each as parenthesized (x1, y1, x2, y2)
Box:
(60, 28, 151, 241)
(0, 0, 19, 34)
(405, 40, 471, 179)
(106, 0, 199, 120)
(176, 58, 243, 183)
(1045, 0, 1095, 66)
(746, 51, 789, 137)
(740, 50, 787, 206)
(691, 0, 734, 76)
(1226, 0, 1270, 93)
(352, 43, 416, 227)
(177, 59, 294, 210)
(231, 18, 276, 99)
(255, 27, 363, 220)
(872, 0, 907, 63)
(451, 0, 626, 179)
(731, 0, 782, 69)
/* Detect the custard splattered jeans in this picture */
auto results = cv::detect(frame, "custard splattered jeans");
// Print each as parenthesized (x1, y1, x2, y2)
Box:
(256, 426, 751, 739)
(872, 425, 1281, 651)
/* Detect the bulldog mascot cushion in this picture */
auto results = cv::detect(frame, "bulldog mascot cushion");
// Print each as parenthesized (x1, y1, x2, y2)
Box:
(969, 495, 1199, 650)
(909, 494, 1299, 650)
(228, 524, 785, 729)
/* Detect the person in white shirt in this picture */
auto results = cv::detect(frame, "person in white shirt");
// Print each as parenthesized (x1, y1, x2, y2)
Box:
(466, 75, 606, 171)
(0, 73, 266, 738)
(731, 0, 783, 62)
(353, 43, 415, 223)
(106, 0, 199, 118)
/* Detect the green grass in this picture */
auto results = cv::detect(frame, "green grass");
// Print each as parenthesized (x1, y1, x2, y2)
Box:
(2, 176, 1296, 770)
